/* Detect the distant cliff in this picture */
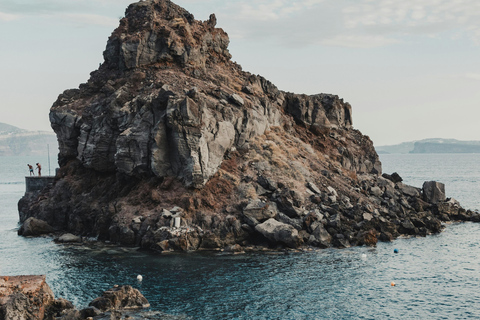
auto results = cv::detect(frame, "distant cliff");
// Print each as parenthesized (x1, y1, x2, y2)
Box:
(376, 138, 480, 154)
(0, 123, 57, 156)
(18, 0, 477, 252)
(411, 139, 480, 153)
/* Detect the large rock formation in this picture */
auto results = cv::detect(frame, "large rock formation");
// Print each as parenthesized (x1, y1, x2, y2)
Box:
(18, 0, 478, 252)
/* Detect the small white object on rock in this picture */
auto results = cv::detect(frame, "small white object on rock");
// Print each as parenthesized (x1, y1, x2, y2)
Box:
(137, 275, 143, 281)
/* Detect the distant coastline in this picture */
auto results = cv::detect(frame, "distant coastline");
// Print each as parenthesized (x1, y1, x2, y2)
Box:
(376, 138, 480, 154)
(0, 122, 57, 156)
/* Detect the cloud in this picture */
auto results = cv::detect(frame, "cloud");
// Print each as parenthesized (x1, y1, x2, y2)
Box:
(4, 0, 480, 47)
(342, 0, 480, 43)
(0, 11, 17, 21)
(214, 0, 480, 48)
(61, 13, 120, 28)
(0, 0, 132, 16)
(320, 34, 399, 48)
(0, 0, 130, 28)
(462, 73, 480, 81)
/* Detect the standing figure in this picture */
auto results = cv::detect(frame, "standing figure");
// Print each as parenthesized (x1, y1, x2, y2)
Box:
(27, 164, 34, 176)
(36, 163, 42, 177)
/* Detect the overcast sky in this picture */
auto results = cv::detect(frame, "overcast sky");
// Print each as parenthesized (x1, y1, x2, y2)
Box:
(1, 0, 479, 146)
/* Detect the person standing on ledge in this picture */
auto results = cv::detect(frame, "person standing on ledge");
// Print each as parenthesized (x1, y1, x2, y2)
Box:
(27, 164, 34, 176)
(36, 163, 42, 177)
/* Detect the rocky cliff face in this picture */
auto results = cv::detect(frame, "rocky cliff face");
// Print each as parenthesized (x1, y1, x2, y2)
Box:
(18, 0, 477, 252)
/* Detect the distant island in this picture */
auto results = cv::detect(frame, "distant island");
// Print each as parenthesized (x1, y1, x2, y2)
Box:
(0, 122, 58, 156)
(376, 138, 480, 154)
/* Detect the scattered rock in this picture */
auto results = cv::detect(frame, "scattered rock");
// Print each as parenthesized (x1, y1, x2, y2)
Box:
(306, 182, 321, 194)
(363, 212, 373, 221)
(57, 233, 82, 243)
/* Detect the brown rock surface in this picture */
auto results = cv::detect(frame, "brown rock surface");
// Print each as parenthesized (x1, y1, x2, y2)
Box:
(0, 278, 154, 320)
(0, 275, 54, 320)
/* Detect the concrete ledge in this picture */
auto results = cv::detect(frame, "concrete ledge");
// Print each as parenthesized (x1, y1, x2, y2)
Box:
(25, 176, 55, 193)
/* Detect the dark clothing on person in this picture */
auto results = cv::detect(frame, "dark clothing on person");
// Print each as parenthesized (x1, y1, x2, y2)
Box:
(27, 164, 34, 176)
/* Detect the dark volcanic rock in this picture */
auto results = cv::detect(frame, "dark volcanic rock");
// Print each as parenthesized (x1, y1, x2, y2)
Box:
(17, 0, 477, 252)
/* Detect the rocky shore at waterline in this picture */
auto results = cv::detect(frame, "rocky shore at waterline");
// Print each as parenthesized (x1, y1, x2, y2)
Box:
(18, 0, 479, 253)
(0, 275, 174, 320)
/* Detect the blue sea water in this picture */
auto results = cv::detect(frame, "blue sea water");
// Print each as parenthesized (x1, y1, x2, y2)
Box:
(0, 154, 479, 319)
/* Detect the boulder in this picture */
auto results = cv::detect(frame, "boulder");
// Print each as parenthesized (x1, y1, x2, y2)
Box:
(397, 183, 420, 197)
(57, 233, 82, 243)
(242, 200, 277, 222)
(306, 182, 321, 194)
(255, 218, 301, 248)
(363, 212, 373, 221)
(18, 217, 54, 236)
(229, 93, 244, 106)
(382, 172, 403, 183)
(89, 285, 150, 312)
(422, 181, 446, 204)
(311, 224, 331, 244)
(326, 186, 338, 197)
(369, 186, 383, 197)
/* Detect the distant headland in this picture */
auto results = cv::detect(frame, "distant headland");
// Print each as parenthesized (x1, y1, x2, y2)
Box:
(376, 138, 480, 154)
(0, 122, 57, 156)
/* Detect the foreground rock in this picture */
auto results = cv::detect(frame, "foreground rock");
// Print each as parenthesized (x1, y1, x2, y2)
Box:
(18, 0, 479, 252)
(18, 217, 54, 236)
(0, 276, 157, 320)
(0, 275, 54, 320)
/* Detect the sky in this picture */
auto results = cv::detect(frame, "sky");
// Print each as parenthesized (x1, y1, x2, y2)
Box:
(1, 0, 479, 146)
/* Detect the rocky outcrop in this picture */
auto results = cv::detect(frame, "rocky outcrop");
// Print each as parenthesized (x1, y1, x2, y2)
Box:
(89, 285, 150, 311)
(0, 275, 54, 320)
(18, 0, 478, 253)
(0, 277, 155, 320)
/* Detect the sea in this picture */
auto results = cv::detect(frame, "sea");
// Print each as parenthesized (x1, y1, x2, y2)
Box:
(0, 153, 479, 319)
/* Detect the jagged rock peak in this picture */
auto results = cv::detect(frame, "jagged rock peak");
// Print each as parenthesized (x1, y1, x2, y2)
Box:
(49, 0, 380, 191)
(104, 0, 231, 71)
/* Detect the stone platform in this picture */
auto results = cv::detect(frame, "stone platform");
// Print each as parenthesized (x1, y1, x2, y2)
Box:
(25, 176, 55, 193)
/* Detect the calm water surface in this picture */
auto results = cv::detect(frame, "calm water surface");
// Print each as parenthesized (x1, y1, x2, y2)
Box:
(0, 154, 479, 319)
